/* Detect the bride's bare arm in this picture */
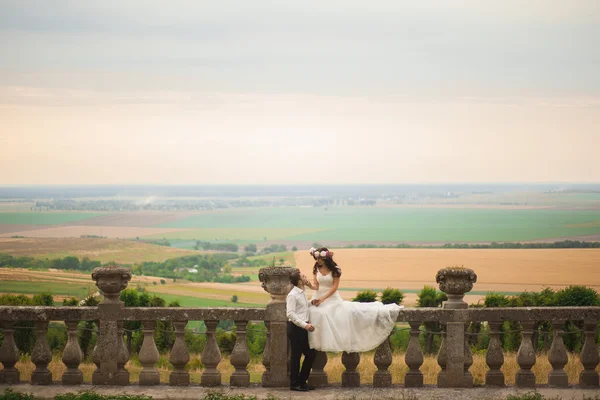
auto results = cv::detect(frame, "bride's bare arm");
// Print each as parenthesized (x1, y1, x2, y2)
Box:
(310, 272, 319, 290)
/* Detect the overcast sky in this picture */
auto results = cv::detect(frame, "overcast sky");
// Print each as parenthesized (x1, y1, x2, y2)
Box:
(1, 0, 599, 184)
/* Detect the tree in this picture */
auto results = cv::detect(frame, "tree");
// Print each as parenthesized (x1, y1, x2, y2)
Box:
(160, 279, 166, 285)
(417, 286, 447, 354)
(352, 290, 377, 303)
(231, 295, 238, 303)
(292, 246, 298, 251)
(381, 288, 404, 305)
(244, 244, 257, 253)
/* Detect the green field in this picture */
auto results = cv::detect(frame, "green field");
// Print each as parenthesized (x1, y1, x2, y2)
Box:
(151, 207, 600, 242)
(147, 292, 262, 308)
(0, 280, 93, 299)
(0, 212, 102, 225)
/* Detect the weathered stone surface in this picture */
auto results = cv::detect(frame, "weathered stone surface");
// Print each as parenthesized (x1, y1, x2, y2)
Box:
(31, 321, 52, 385)
(445, 322, 466, 388)
(230, 320, 250, 387)
(138, 320, 160, 386)
(115, 320, 130, 385)
(485, 321, 505, 386)
(373, 336, 392, 387)
(201, 320, 222, 387)
(579, 320, 599, 387)
(91, 266, 132, 304)
(5, 383, 600, 400)
(258, 266, 295, 300)
(0, 321, 20, 384)
(120, 307, 266, 322)
(516, 321, 536, 388)
(548, 321, 569, 388)
(308, 351, 328, 388)
(436, 267, 477, 309)
(169, 320, 190, 386)
(404, 321, 423, 388)
(0, 306, 98, 322)
(61, 320, 83, 385)
(463, 324, 473, 388)
(437, 324, 447, 388)
(341, 352, 360, 388)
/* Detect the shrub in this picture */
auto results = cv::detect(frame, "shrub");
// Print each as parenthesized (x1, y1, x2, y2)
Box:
(381, 287, 404, 305)
(352, 290, 377, 303)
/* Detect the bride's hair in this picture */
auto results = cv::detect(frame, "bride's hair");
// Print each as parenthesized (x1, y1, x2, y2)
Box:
(312, 247, 342, 278)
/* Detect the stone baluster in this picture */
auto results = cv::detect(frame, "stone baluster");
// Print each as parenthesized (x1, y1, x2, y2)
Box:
(341, 352, 361, 387)
(230, 320, 250, 387)
(436, 267, 477, 388)
(485, 321, 505, 386)
(62, 320, 83, 385)
(516, 321, 536, 387)
(259, 266, 295, 387)
(261, 321, 272, 387)
(308, 351, 328, 387)
(31, 320, 52, 385)
(548, 320, 568, 387)
(91, 266, 131, 385)
(138, 320, 160, 386)
(437, 324, 447, 387)
(373, 335, 392, 387)
(0, 321, 20, 384)
(116, 320, 130, 385)
(463, 324, 473, 387)
(169, 320, 190, 386)
(201, 320, 222, 387)
(579, 319, 599, 387)
(405, 321, 424, 387)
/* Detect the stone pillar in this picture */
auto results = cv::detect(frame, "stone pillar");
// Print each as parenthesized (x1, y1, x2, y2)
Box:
(62, 320, 83, 385)
(230, 320, 250, 387)
(405, 320, 424, 387)
(261, 321, 272, 387)
(259, 266, 295, 387)
(201, 320, 222, 387)
(169, 320, 190, 386)
(548, 320, 568, 388)
(341, 352, 361, 387)
(91, 266, 131, 385)
(485, 321, 505, 386)
(516, 321, 536, 387)
(579, 320, 599, 387)
(0, 321, 20, 384)
(436, 324, 447, 387)
(139, 320, 160, 386)
(116, 320, 130, 385)
(373, 335, 392, 387)
(31, 321, 52, 385)
(308, 351, 328, 387)
(436, 267, 477, 388)
(463, 324, 473, 388)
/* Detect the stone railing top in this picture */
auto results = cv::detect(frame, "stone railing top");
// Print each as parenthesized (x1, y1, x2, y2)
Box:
(120, 307, 266, 321)
(0, 306, 99, 321)
(396, 306, 600, 322)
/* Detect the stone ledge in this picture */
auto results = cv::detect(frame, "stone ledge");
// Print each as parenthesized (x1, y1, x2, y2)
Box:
(2, 384, 600, 400)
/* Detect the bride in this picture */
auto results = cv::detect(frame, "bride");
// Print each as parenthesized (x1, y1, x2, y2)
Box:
(303, 247, 403, 353)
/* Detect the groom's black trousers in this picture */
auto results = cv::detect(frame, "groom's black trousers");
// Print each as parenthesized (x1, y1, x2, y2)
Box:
(287, 321, 316, 387)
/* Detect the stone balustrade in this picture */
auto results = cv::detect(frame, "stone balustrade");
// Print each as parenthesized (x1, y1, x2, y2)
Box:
(0, 265, 599, 390)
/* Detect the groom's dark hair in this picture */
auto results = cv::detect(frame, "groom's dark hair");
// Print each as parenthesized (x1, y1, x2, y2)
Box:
(290, 270, 302, 286)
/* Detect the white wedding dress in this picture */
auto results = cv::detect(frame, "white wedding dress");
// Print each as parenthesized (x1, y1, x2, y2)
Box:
(308, 270, 403, 353)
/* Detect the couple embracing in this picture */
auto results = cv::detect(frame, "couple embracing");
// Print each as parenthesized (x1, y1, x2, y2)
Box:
(286, 247, 403, 391)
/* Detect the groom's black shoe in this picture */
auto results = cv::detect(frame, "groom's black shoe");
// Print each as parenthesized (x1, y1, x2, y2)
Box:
(290, 385, 309, 392)
(301, 384, 315, 391)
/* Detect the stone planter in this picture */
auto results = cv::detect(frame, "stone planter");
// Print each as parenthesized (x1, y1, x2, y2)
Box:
(258, 266, 296, 302)
(91, 266, 132, 305)
(436, 267, 477, 309)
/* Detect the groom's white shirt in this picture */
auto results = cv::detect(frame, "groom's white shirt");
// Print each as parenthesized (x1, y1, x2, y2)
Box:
(286, 286, 310, 329)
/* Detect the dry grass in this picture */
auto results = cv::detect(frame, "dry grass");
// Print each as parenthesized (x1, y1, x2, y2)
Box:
(294, 249, 600, 305)
(14, 352, 599, 386)
(0, 237, 196, 263)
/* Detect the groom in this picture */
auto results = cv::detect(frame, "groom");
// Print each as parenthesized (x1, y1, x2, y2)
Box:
(286, 269, 316, 391)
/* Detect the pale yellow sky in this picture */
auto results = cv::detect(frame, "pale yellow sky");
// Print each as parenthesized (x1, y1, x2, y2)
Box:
(1, 91, 598, 184)
(1, 1, 599, 184)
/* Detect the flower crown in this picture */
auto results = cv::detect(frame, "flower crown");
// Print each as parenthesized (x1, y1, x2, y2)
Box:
(309, 247, 332, 259)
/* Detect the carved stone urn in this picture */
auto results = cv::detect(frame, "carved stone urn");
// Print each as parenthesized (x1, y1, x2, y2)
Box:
(435, 266, 477, 309)
(258, 266, 296, 302)
(91, 266, 132, 304)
